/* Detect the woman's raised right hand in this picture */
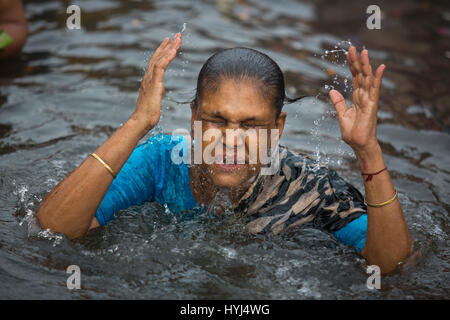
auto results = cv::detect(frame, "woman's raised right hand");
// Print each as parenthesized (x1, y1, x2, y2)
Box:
(132, 33, 182, 131)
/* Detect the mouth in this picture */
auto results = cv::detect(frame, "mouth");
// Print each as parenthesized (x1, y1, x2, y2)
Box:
(213, 163, 245, 172)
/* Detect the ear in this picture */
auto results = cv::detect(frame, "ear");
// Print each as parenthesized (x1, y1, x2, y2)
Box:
(275, 111, 286, 138)
(190, 101, 196, 127)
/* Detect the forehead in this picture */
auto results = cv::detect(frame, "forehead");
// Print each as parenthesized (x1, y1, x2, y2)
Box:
(198, 79, 276, 121)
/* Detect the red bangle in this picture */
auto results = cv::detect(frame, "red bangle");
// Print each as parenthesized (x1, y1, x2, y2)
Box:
(361, 167, 387, 182)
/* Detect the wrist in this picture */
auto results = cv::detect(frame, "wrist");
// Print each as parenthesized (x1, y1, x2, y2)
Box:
(353, 141, 382, 158)
(127, 113, 154, 138)
(353, 142, 385, 172)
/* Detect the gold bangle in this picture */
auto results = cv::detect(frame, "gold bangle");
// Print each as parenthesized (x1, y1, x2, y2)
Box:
(90, 152, 116, 179)
(365, 189, 398, 208)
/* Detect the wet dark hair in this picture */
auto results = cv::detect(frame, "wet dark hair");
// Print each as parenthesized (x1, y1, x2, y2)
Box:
(192, 47, 305, 118)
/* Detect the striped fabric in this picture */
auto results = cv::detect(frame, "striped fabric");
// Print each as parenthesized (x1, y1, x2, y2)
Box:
(235, 146, 367, 237)
(95, 134, 367, 251)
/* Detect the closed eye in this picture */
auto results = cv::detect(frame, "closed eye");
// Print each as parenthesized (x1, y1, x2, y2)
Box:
(203, 118, 226, 126)
(242, 122, 266, 129)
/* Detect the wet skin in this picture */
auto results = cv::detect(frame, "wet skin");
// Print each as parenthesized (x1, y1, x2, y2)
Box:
(37, 34, 413, 274)
(189, 78, 286, 206)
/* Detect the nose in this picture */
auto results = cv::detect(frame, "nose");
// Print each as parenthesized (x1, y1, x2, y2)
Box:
(223, 125, 245, 148)
(222, 125, 247, 163)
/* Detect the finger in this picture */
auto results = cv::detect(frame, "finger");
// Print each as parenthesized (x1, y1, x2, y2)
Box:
(373, 64, 385, 89)
(145, 54, 174, 100)
(348, 46, 363, 74)
(369, 64, 385, 100)
(147, 37, 170, 69)
(349, 47, 364, 90)
(166, 33, 182, 52)
(352, 75, 359, 90)
(151, 34, 180, 65)
(346, 52, 357, 76)
(329, 89, 348, 118)
(155, 37, 171, 58)
(145, 38, 171, 80)
(353, 87, 362, 108)
(146, 34, 181, 78)
(363, 76, 372, 92)
(150, 43, 180, 89)
(360, 49, 373, 79)
(357, 72, 365, 88)
(155, 33, 182, 70)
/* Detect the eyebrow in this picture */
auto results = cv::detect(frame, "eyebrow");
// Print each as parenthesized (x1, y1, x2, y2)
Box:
(204, 111, 262, 123)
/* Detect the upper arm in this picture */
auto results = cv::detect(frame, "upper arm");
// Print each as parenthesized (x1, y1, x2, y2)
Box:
(312, 169, 368, 252)
(92, 134, 195, 228)
(94, 140, 158, 226)
(88, 217, 100, 230)
(332, 213, 367, 253)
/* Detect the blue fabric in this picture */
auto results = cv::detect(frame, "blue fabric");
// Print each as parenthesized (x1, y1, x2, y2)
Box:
(95, 133, 367, 253)
(95, 133, 197, 225)
(333, 214, 367, 252)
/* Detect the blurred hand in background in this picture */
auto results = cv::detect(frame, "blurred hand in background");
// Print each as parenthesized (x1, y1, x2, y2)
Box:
(0, 0, 28, 59)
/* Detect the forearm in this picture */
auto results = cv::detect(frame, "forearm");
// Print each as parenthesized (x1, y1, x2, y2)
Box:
(356, 143, 413, 273)
(37, 34, 181, 239)
(37, 115, 150, 240)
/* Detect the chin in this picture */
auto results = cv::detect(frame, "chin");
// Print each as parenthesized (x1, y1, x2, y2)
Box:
(212, 174, 245, 188)
(209, 164, 251, 189)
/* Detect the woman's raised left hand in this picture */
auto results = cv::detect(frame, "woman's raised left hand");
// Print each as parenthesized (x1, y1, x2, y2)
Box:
(329, 46, 385, 153)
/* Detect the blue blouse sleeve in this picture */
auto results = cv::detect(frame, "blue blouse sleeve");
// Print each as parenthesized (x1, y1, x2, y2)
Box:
(94, 134, 197, 226)
(312, 168, 368, 253)
(333, 214, 367, 252)
(94, 137, 158, 225)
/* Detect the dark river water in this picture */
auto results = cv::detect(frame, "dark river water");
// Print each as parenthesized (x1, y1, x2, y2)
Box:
(0, 0, 449, 299)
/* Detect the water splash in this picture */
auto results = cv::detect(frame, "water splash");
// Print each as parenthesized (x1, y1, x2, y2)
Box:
(318, 40, 354, 94)
(180, 22, 187, 33)
(308, 40, 357, 169)
(205, 188, 234, 217)
(36, 228, 64, 247)
(12, 181, 64, 245)
(14, 184, 34, 226)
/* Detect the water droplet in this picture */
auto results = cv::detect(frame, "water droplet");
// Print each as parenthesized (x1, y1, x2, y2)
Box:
(181, 22, 187, 33)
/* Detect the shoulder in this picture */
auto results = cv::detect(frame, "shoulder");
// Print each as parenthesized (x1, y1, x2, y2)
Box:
(242, 146, 366, 234)
(135, 133, 189, 163)
(138, 133, 187, 151)
(238, 146, 328, 217)
(278, 146, 328, 184)
(279, 146, 364, 203)
(138, 134, 194, 209)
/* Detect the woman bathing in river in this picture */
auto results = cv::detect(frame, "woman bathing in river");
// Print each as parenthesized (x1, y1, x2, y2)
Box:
(37, 33, 413, 274)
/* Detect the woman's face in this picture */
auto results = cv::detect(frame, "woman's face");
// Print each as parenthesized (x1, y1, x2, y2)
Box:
(191, 78, 286, 189)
